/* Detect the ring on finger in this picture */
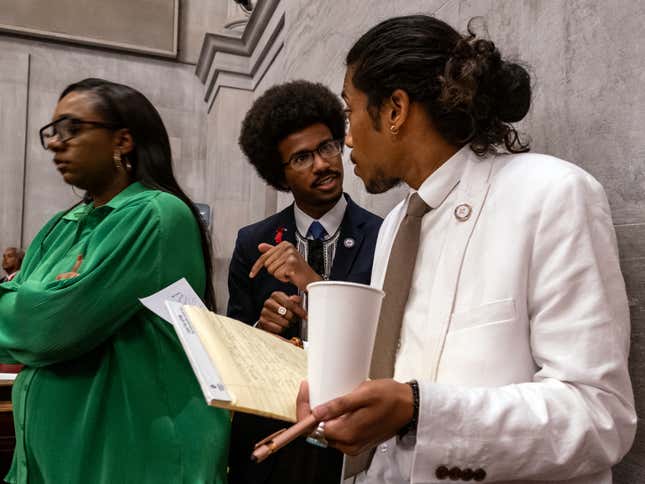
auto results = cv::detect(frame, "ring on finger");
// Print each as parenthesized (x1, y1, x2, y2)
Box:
(277, 305, 287, 316)
(306, 422, 328, 448)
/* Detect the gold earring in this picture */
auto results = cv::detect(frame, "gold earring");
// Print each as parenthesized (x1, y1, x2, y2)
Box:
(390, 125, 399, 135)
(113, 150, 122, 169)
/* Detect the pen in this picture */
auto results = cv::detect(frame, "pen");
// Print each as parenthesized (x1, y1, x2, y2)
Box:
(251, 414, 318, 463)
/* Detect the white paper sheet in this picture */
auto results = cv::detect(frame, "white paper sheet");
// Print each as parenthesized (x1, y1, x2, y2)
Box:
(165, 301, 231, 403)
(0, 373, 17, 382)
(139, 278, 206, 324)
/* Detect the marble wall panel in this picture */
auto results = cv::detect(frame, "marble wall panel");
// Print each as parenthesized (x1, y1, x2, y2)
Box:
(616, 222, 645, 476)
(207, 87, 255, 203)
(211, 200, 254, 311)
(253, 46, 286, 217)
(613, 456, 645, 484)
(0, 52, 28, 252)
(436, 0, 645, 226)
(158, 106, 209, 201)
(178, 0, 229, 65)
(205, 86, 259, 311)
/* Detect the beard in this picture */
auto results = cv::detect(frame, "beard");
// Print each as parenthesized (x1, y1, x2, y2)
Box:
(363, 167, 401, 194)
(365, 177, 401, 194)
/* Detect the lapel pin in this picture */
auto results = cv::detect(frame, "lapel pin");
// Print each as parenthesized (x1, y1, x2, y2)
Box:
(454, 203, 472, 221)
(343, 237, 355, 248)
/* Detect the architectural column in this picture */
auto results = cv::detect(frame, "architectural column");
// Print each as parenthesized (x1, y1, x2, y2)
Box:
(0, 52, 29, 251)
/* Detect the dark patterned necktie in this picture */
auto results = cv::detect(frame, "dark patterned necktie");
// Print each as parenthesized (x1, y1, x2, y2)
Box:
(307, 221, 327, 277)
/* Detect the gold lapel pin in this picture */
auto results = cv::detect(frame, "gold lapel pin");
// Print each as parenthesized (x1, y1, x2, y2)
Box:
(454, 203, 472, 221)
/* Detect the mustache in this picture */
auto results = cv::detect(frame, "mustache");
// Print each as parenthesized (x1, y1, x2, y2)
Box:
(312, 170, 341, 187)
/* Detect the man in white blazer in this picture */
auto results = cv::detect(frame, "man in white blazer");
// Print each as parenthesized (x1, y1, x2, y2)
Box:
(296, 15, 636, 484)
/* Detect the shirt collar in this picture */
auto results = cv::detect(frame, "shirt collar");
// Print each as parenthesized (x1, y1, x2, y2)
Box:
(62, 182, 148, 221)
(294, 194, 348, 240)
(411, 145, 470, 209)
(104, 182, 148, 210)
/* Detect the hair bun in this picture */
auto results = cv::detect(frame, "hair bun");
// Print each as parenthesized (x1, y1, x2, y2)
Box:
(494, 62, 531, 123)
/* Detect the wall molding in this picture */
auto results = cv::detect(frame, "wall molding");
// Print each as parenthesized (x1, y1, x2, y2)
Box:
(0, 0, 178, 58)
(195, 0, 284, 112)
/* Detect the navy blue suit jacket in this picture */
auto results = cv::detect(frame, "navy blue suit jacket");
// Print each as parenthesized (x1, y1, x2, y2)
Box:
(227, 193, 382, 338)
(226, 194, 381, 484)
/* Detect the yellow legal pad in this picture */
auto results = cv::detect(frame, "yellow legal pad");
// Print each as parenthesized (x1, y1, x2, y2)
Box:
(168, 303, 306, 422)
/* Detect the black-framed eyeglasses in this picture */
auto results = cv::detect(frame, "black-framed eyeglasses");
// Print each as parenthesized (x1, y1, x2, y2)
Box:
(39, 116, 119, 150)
(282, 139, 343, 171)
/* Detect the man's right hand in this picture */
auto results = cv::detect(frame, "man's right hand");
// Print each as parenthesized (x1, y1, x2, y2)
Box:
(257, 291, 307, 334)
(250, 242, 322, 292)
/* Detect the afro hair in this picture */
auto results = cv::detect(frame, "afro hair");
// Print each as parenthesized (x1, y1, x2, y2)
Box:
(238, 80, 346, 191)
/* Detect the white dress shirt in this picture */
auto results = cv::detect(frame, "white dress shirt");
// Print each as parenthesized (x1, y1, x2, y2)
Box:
(294, 195, 347, 240)
(394, 150, 466, 383)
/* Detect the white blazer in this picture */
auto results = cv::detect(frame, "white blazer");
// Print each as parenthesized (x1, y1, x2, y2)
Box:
(357, 150, 636, 484)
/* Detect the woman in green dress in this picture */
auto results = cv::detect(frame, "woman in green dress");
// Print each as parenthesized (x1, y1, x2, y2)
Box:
(0, 79, 229, 484)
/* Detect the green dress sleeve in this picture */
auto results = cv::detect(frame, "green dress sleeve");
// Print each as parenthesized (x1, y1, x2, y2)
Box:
(0, 192, 205, 367)
(0, 212, 65, 364)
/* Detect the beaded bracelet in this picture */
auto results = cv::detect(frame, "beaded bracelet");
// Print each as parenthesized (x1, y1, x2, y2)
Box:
(398, 379, 420, 438)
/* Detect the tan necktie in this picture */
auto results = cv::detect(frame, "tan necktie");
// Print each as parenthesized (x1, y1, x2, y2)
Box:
(344, 193, 430, 478)
(370, 192, 431, 378)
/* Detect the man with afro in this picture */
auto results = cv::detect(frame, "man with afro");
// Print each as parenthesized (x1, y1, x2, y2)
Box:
(227, 80, 382, 484)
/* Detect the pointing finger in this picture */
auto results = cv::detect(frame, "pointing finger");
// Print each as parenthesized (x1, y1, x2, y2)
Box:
(249, 244, 276, 277)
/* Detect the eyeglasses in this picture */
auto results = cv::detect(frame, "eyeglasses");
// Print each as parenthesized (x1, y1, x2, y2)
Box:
(282, 139, 343, 171)
(39, 116, 118, 149)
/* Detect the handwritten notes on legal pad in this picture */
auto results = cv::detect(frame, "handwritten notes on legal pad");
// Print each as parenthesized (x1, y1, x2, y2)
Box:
(167, 302, 306, 422)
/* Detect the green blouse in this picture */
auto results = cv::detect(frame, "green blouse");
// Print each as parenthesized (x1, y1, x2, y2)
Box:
(0, 183, 230, 484)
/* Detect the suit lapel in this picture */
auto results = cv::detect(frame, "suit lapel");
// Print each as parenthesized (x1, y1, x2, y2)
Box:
(265, 204, 298, 246)
(329, 196, 364, 281)
(426, 153, 493, 380)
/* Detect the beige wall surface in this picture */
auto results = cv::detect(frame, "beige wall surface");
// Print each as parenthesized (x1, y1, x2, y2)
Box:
(179, 0, 229, 64)
(0, 52, 29, 253)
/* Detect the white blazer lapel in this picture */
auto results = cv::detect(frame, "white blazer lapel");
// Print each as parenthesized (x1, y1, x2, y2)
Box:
(426, 153, 494, 380)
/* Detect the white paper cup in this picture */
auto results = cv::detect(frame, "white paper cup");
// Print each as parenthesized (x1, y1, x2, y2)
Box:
(306, 281, 385, 407)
